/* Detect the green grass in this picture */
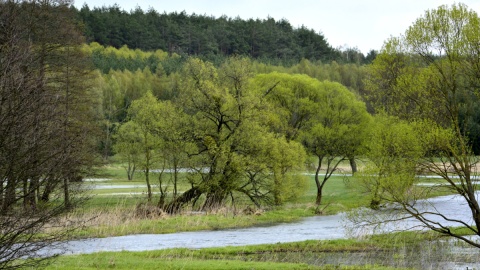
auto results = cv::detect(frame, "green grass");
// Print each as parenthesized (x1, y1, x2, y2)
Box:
(44, 254, 323, 270)
(43, 256, 400, 270)
(41, 235, 422, 270)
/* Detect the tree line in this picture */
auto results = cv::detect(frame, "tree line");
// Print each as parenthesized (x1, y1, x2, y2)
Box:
(74, 5, 376, 66)
(113, 57, 371, 213)
(0, 0, 99, 268)
(85, 43, 371, 160)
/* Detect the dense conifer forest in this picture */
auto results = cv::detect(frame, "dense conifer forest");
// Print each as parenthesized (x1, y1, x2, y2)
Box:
(73, 5, 377, 66)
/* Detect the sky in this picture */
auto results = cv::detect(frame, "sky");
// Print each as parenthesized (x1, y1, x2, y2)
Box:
(73, 0, 480, 54)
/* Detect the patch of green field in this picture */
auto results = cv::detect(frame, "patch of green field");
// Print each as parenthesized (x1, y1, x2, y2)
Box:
(44, 254, 323, 270)
(42, 235, 422, 270)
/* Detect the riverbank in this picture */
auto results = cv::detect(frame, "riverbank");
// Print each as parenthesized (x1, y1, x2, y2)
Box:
(66, 163, 368, 239)
(66, 163, 455, 239)
(39, 232, 479, 270)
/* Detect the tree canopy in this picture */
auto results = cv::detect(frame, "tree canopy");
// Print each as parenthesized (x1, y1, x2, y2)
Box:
(74, 5, 374, 65)
(361, 3, 480, 248)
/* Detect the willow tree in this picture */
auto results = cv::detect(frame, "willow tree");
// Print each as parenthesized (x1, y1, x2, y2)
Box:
(301, 81, 370, 206)
(164, 57, 307, 213)
(252, 73, 370, 206)
(123, 92, 163, 201)
(363, 3, 480, 248)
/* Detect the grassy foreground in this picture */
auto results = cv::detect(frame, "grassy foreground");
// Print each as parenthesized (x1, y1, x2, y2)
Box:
(42, 230, 468, 269)
(43, 237, 416, 270)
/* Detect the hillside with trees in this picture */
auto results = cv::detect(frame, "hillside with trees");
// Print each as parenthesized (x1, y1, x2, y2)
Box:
(74, 5, 376, 66)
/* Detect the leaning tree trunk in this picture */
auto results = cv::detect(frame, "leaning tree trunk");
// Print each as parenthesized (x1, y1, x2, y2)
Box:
(163, 187, 202, 214)
(202, 191, 227, 211)
(314, 156, 324, 205)
(349, 157, 357, 174)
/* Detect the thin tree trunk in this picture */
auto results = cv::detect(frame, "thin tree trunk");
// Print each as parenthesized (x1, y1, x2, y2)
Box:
(314, 156, 323, 205)
(146, 167, 152, 202)
(41, 177, 56, 202)
(316, 186, 323, 206)
(157, 159, 167, 208)
(26, 177, 38, 211)
(349, 157, 357, 174)
(173, 157, 178, 198)
(3, 178, 16, 212)
(23, 178, 28, 209)
(64, 177, 70, 208)
(127, 160, 136, 181)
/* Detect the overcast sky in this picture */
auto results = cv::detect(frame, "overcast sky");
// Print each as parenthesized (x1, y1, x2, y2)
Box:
(73, 0, 480, 54)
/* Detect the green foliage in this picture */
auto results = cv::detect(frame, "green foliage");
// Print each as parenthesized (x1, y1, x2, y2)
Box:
(359, 115, 425, 208)
(89, 43, 372, 162)
(120, 92, 164, 200)
(75, 7, 343, 65)
(259, 134, 308, 204)
(174, 58, 308, 208)
(252, 72, 370, 205)
(363, 3, 480, 247)
(302, 80, 371, 159)
(252, 72, 324, 140)
(82, 42, 181, 74)
(109, 57, 320, 211)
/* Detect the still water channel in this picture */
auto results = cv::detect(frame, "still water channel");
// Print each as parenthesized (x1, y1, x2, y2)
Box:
(45, 194, 480, 269)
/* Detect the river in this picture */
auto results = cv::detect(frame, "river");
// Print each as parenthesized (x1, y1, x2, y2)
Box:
(39, 194, 480, 269)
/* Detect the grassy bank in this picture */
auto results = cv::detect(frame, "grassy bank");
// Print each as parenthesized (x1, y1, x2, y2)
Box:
(42, 232, 449, 270)
(69, 162, 454, 239)
(71, 173, 366, 238)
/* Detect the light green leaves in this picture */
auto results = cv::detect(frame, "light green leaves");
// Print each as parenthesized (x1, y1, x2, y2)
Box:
(359, 115, 424, 208)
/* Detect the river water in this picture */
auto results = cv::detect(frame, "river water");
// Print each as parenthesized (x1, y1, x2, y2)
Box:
(40, 194, 480, 268)
(45, 214, 345, 255)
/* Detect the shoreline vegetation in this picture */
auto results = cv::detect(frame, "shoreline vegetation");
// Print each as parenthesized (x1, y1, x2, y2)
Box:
(66, 161, 456, 240)
(30, 163, 472, 270)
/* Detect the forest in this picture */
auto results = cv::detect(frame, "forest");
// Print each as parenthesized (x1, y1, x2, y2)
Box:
(2, 1, 480, 269)
(74, 4, 376, 66)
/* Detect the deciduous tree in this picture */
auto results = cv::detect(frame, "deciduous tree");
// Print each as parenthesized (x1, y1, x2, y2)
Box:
(252, 73, 370, 206)
(125, 91, 163, 201)
(361, 3, 480, 248)
(0, 0, 97, 268)
(164, 58, 307, 213)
